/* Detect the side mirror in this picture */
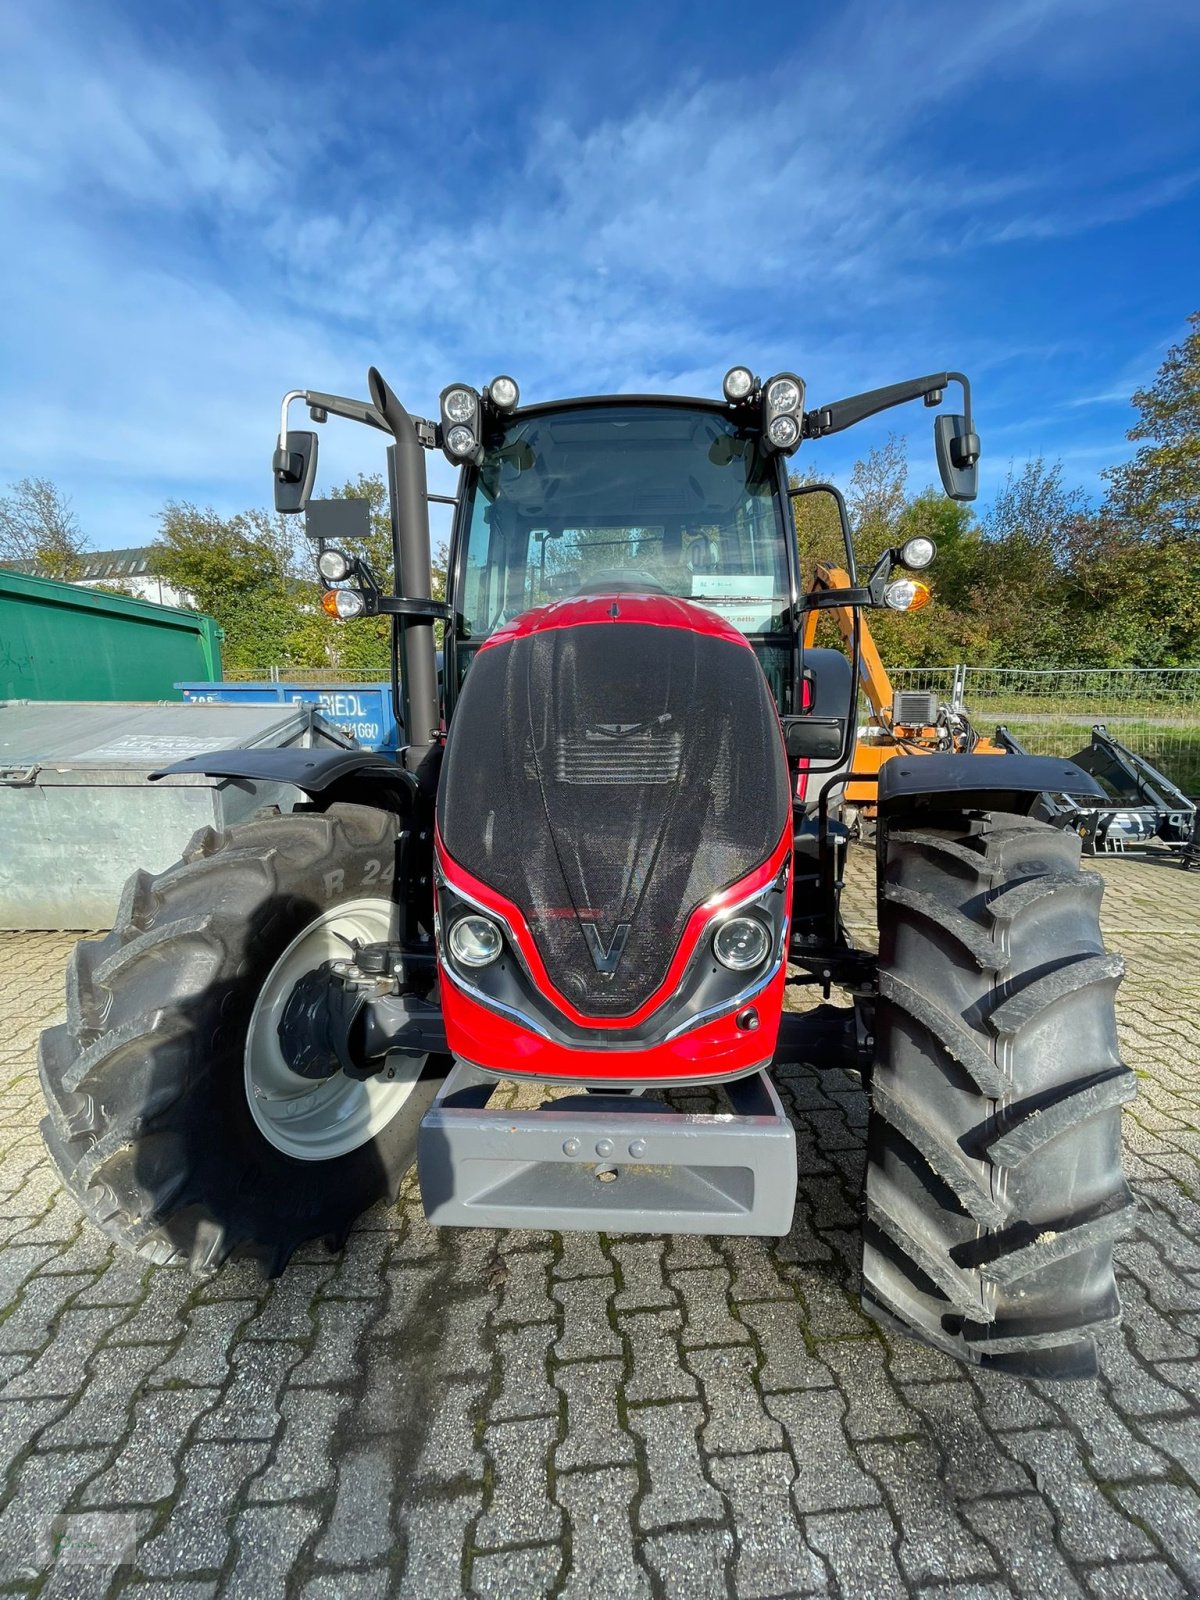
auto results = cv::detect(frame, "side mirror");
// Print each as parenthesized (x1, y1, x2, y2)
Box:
(782, 716, 845, 761)
(273, 430, 319, 514)
(304, 498, 372, 542)
(934, 414, 980, 502)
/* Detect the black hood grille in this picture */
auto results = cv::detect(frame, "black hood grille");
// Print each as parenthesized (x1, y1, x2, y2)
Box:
(438, 619, 790, 1018)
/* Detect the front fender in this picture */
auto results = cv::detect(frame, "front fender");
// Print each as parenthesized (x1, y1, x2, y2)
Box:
(877, 751, 1105, 816)
(150, 747, 420, 813)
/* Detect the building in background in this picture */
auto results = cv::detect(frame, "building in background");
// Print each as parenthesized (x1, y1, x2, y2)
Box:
(1, 546, 192, 608)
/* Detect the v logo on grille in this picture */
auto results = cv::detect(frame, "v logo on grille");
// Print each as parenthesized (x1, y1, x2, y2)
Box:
(581, 921, 631, 975)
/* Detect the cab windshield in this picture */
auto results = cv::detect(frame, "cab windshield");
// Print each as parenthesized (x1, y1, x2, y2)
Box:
(455, 403, 789, 642)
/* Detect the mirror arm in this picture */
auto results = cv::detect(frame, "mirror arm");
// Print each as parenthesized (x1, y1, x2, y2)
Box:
(803, 370, 976, 455)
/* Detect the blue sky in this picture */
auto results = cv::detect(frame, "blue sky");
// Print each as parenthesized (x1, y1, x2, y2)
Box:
(1, 0, 1198, 549)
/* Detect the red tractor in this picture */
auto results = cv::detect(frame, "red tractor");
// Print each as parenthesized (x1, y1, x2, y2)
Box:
(39, 364, 1133, 1377)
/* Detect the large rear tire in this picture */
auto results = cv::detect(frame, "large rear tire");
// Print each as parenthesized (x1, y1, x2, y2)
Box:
(863, 810, 1135, 1378)
(38, 804, 448, 1274)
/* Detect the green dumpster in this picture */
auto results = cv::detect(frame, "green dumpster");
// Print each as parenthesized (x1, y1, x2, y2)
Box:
(0, 569, 222, 700)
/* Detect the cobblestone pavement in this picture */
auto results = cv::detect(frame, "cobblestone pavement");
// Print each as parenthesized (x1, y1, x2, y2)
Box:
(0, 848, 1197, 1598)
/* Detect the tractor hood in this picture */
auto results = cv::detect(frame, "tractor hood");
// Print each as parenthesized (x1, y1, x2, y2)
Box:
(436, 594, 791, 1021)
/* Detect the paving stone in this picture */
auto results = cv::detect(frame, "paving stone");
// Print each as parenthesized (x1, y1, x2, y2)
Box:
(1004, 1428, 1156, 1561)
(722, 1237, 794, 1302)
(102, 1578, 216, 1600)
(688, 1345, 783, 1453)
(0, 1396, 67, 1473)
(553, 1231, 612, 1280)
(901, 1379, 1031, 1499)
(1084, 1561, 1189, 1600)
(2, 1305, 128, 1397)
(1040, 1372, 1169, 1479)
(553, 1358, 634, 1471)
(72, 1255, 147, 1310)
(242, 1265, 335, 1341)
(673, 1266, 750, 1347)
(151, 1300, 257, 1388)
(370, 1261, 441, 1338)
(303, 1572, 388, 1600)
(736, 1299, 834, 1392)
(962, 1495, 1088, 1598)
(553, 1276, 621, 1361)
(476, 1415, 563, 1548)
(320, 1229, 391, 1298)
(1114, 1484, 1200, 1592)
(316, 1442, 394, 1566)
(0, 1271, 94, 1353)
(819, 1338, 921, 1438)
(610, 1239, 675, 1311)
(797, 1274, 872, 1338)
(491, 1322, 558, 1420)
(1099, 1336, 1193, 1417)
(248, 1387, 350, 1502)
(469, 1542, 560, 1599)
(768, 1387, 881, 1512)
(137, 1440, 271, 1576)
(0, 1446, 112, 1580)
(806, 1506, 906, 1599)
(969, 1367, 1058, 1431)
(82, 1387, 219, 1505)
(490, 1247, 555, 1326)
(556, 1466, 650, 1600)
(433, 1292, 493, 1375)
(628, 1400, 723, 1530)
(662, 1233, 724, 1270)
(641, 1527, 734, 1600)
(195, 1338, 303, 1441)
(287, 1298, 376, 1385)
(707, 1451, 825, 1597)
(620, 1307, 697, 1404)
(108, 1269, 195, 1343)
(860, 1438, 998, 1583)
(415, 1373, 486, 1484)
(395, 1492, 475, 1599)
(225, 1502, 317, 1599)
(40, 1341, 168, 1446)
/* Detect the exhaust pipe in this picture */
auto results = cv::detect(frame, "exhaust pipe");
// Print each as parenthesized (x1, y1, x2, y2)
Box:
(368, 367, 441, 774)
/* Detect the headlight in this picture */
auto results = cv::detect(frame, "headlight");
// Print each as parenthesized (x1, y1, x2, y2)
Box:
(448, 914, 503, 968)
(766, 413, 801, 449)
(899, 536, 936, 570)
(321, 588, 365, 619)
(443, 388, 476, 424)
(488, 375, 520, 410)
(723, 365, 756, 401)
(317, 547, 352, 582)
(713, 915, 771, 971)
(446, 424, 477, 457)
(766, 377, 801, 414)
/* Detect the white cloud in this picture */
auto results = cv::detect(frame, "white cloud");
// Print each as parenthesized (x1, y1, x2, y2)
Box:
(0, 0, 1193, 545)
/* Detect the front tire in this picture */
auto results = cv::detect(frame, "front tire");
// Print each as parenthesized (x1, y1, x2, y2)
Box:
(863, 810, 1135, 1378)
(38, 804, 448, 1274)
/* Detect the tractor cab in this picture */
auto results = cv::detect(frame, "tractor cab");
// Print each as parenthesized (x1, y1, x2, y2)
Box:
(445, 398, 797, 713)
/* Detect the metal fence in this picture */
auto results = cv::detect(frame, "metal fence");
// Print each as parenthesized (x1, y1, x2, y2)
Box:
(890, 667, 1200, 794)
(223, 666, 386, 686)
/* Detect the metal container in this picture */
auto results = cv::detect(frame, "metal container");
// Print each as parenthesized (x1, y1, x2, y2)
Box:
(0, 569, 222, 700)
(177, 681, 399, 755)
(0, 700, 354, 930)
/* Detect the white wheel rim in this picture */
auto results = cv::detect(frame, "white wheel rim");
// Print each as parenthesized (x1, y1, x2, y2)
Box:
(244, 896, 426, 1162)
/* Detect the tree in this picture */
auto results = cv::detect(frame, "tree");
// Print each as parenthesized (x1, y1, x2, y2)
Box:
(153, 502, 309, 673)
(1104, 310, 1200, 539)
(0, 478, 87, 579)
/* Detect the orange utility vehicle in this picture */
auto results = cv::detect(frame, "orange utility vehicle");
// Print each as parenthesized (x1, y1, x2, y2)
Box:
(802, 559, 1005, 820)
